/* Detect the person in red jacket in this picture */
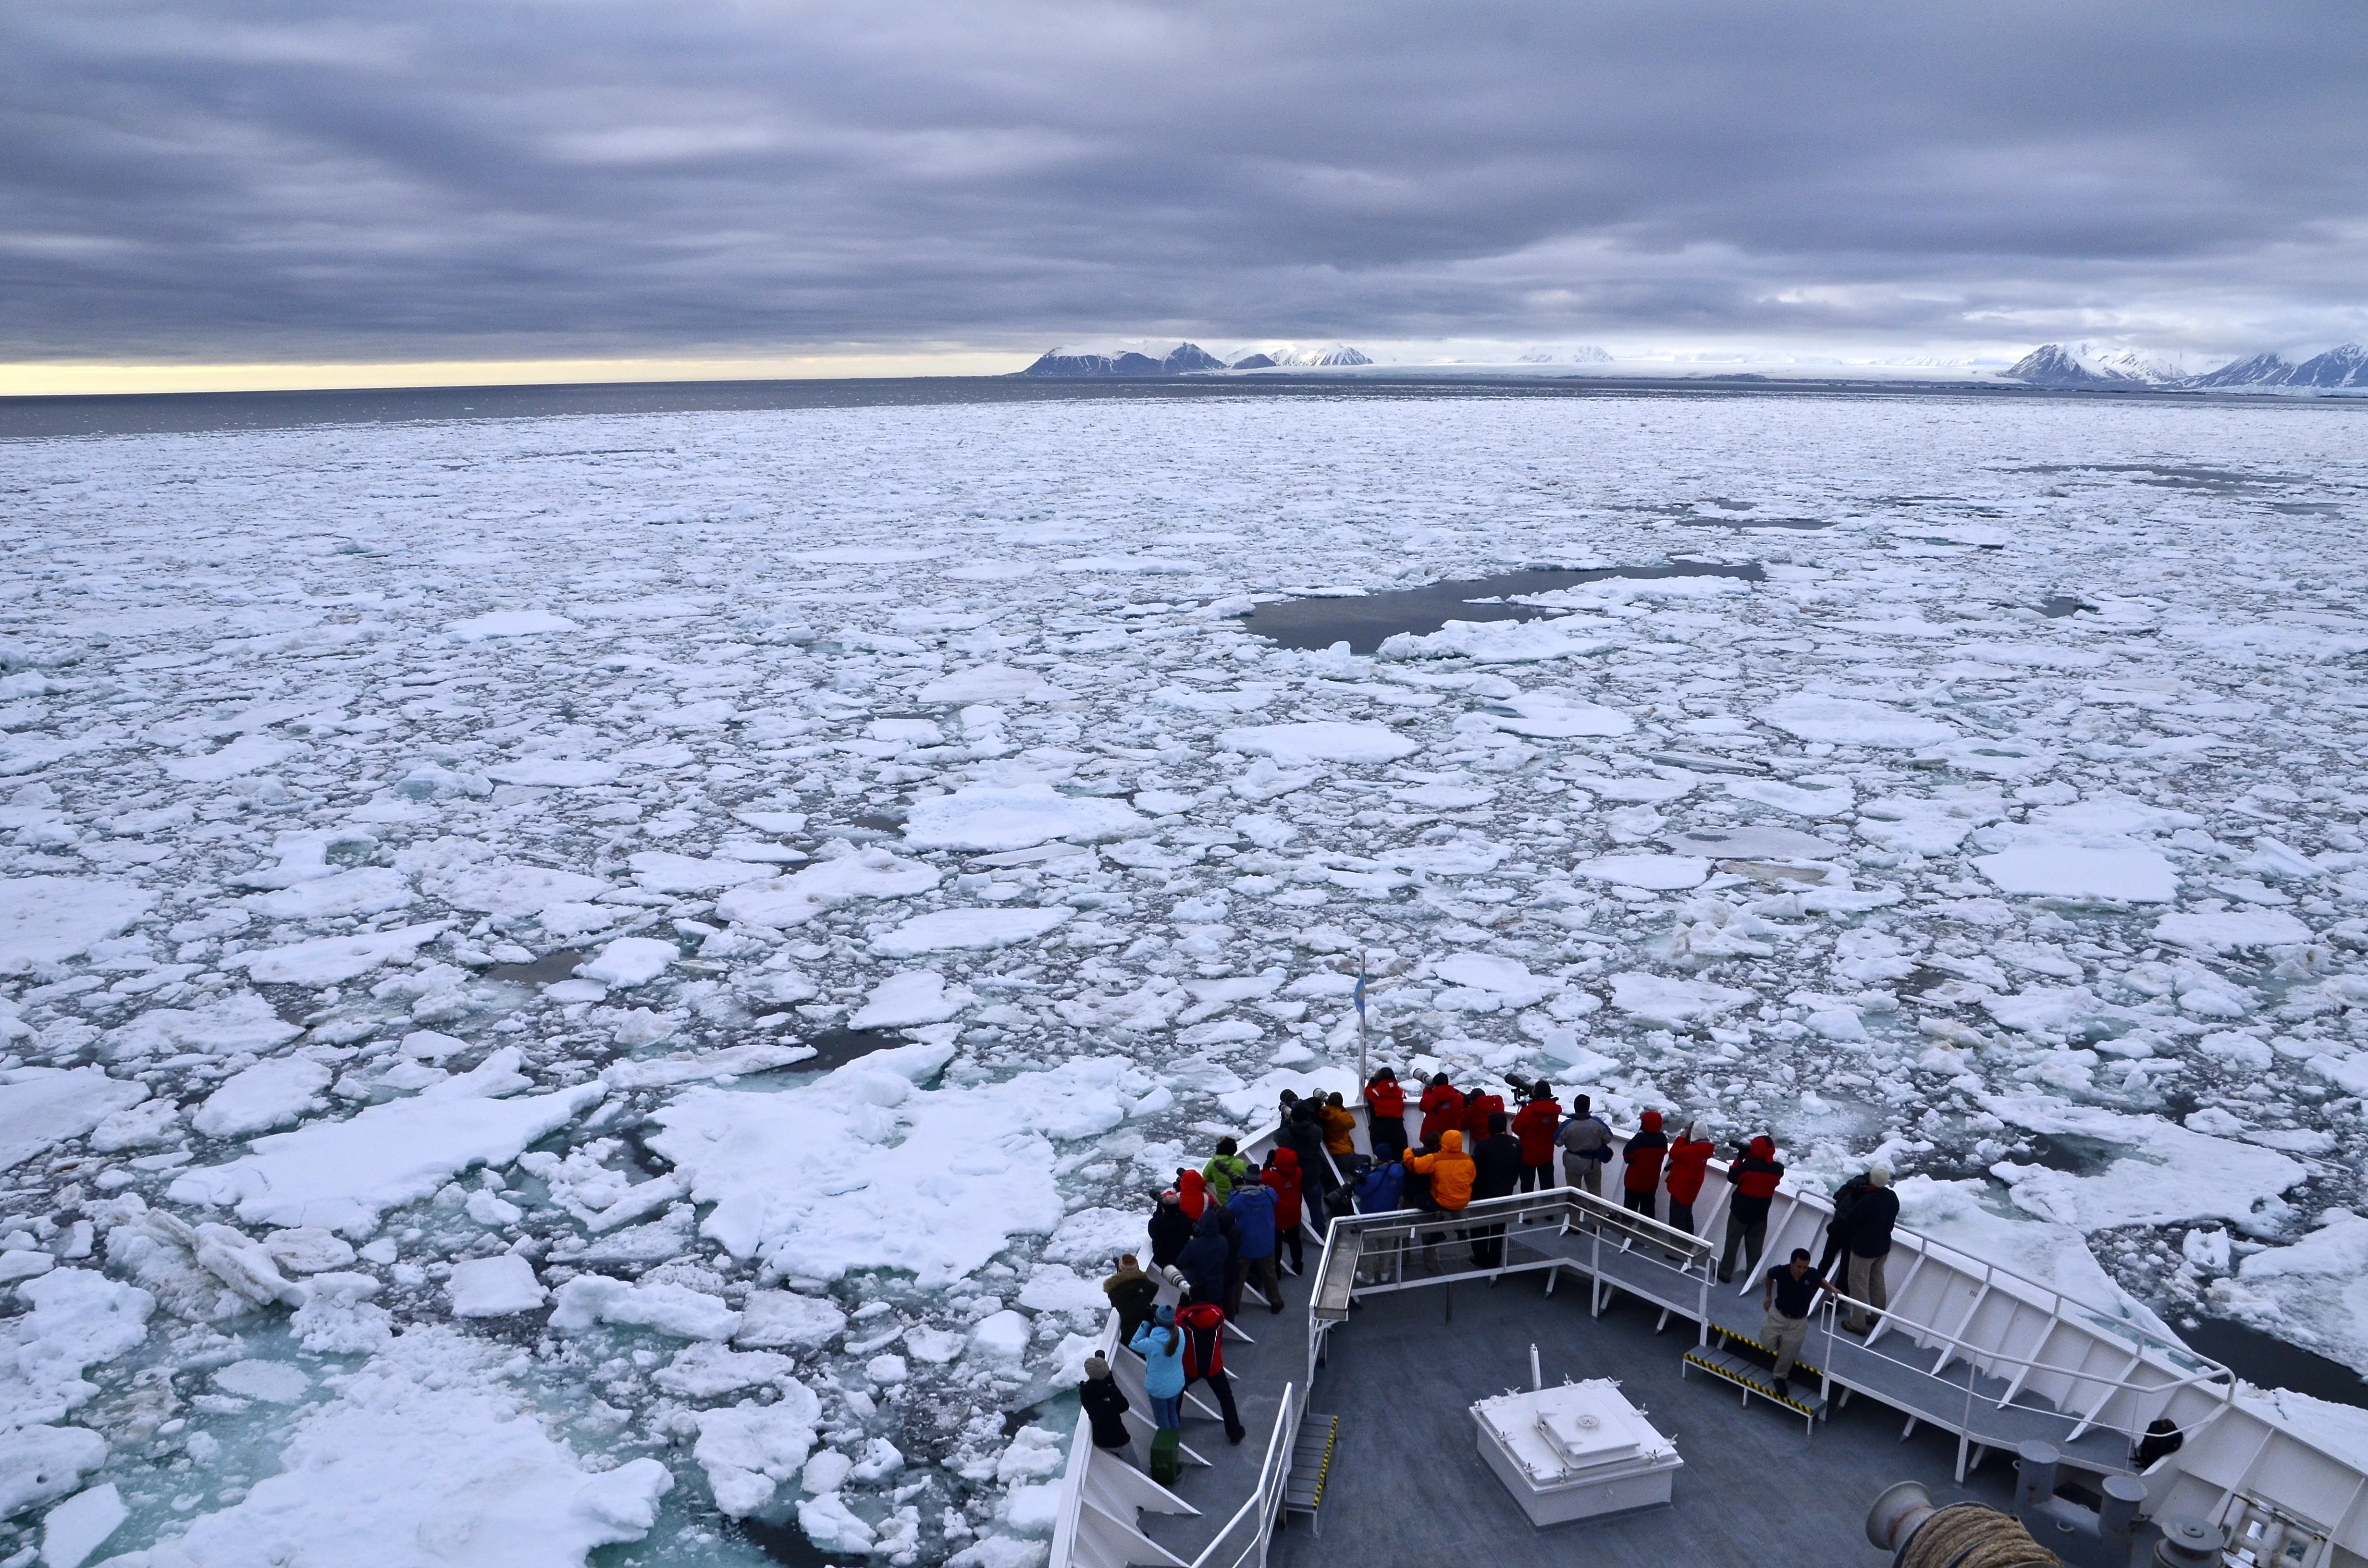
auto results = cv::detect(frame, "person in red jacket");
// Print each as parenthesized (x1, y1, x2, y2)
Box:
(1718, 1134, 1787, 1282)
(1460, 1084, 1505, 1148)
(1663, 1120, 1714, 1234)
(1177, 1168, 1209, 1221)
(1417, 1075, 1465, 1146)
(1363, 1068, 1408, 1161)
(1174, 1298, 1247, 1445)
(1509, 1083, 1562, 1198)
(1262, 1149, 1306, 1276)
(1622, 1110, 1668, 1218)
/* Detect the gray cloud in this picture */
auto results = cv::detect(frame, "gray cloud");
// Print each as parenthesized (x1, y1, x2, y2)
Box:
(3, 0, 2364, 363)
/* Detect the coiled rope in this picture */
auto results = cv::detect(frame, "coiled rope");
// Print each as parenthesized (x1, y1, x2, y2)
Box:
(1897, 1503, 2060, 1568)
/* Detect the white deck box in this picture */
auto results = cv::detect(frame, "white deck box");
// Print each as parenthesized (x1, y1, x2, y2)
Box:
(1470, 1379, 1683, 1526)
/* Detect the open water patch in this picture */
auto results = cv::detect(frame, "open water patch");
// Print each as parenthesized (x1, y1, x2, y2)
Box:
(800, 1027, 914, 1072)
(2178, 1316, 2368, 1411)
(486, 947, 590, 984)
(1241, 561, 1764, 654)
(2039, 595, 2099, 619)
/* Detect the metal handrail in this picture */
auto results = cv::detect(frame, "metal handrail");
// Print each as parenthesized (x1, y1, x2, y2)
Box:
(1185, 1381, 1300, 1568)
(1807, 1285, 2238, 1442)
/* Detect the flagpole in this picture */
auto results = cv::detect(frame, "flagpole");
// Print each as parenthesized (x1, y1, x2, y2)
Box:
(1355, 950, 1368, 1086)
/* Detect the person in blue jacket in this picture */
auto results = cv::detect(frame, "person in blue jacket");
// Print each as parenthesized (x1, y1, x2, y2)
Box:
(1227, 1177, 1281, 1315)
(1128, 1304, 1184, 1430)
(1355, 1152, 1405, 1213)
(1177, 1209, 1231, 1312)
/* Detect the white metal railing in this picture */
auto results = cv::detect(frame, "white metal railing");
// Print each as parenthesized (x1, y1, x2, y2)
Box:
(1181, 1381, 1301, 1568)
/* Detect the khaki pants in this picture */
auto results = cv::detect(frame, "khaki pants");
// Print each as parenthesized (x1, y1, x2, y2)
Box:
(1847, 1252, 1889, 1333)
(1763, 1310, 1810, 1382)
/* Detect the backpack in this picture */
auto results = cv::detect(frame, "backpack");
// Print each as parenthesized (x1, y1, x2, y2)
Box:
(1151, 1427, 1183, 1485)
(1177, 1303, 1226, 1380)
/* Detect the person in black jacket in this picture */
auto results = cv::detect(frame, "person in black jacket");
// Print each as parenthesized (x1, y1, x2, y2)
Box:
(1816, 1171, 1873, 1283)
(1841, 1166, 1900, 1334)
(1469, 1113, 1525, 1268)
(1080, 1353, 1133, 1454)
(1177, 1210, 1232, 1310)
(1148, 1188, 1195, 1271)
(1283, 1102, 1337, 1228)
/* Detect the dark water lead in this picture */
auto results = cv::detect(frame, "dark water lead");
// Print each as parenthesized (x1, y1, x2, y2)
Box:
(1241, 561, 1764, 655)
(485, 947, 591, 984)
(798, 1027, 915, 1072)
(2177, 1315, 2368, 1412)
(1683, 515, 1835, 530)
(2039, 595, 2099, 619)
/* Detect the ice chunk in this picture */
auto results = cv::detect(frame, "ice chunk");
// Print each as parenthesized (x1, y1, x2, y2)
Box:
(447, 1255, 548, 1318)
(191, 1056, 332, 1139)
(713, 848, 940, 928)
(485, 759, 621, 787)
(0, 878, 153, 971)
(169, 1049, 603, 1236)
(1217, 722, 1419, 765)
(237, 921, 453, 985)
(850, 970, 976, 1029)
(432, 864, 611, 917)
(42, 1480, 125, 1568)
(902, 783, 1146, 851)
(1379, 618, 1616, 663)
(214, 1359, 308, 1403)
(1429, 954, 1556, 1009)
(1663, 825, 1843, 860)
(1975, 845, 2176, 902)
(101, 1327, 669, 1567)
(244, 868, 414, 920)
(1607, 972, 1753, 1026)
(918, 665, 1069, 704)
(1480, 693, 1633, 738)
(447, 609, 580, 640)
(1760, 695, 1955, 748)
(653, 1343, 793, 1398)
(1982, 1094, 2304, 1230)
(625, 852, 775, 893)
(260, 1227, 355, 1274)
(0, 1426, 105, 1522)
(0, 1070, 146, 1172)
(870, 906, 1072, 957)
(1726, 776, 1854, 817)
(101, 992, 301, 1064)
(647, 1045, 1134, 1287)
(548, 1276, 740, 1340)
(970, 1310, 1031, 1360)
(2151, 908, 2311, 952)
(579, 936, 677, 987)
(1578, 854, 1710, 891)
(2215, 1216, 2368, 1374)
(734, 1292, 848, 1350)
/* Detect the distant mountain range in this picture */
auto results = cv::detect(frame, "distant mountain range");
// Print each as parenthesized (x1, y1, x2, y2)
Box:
(2007, 340, 2368, 391)
(1019, 340, 1372, 377)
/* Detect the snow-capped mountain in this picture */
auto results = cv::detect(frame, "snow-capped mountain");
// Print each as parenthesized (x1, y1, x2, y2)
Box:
(1019, 341, 1226, 378)
(1233, 342, 1373, 368)
(2007, 341, 2368, 392)
(1018, 339, 1375, 376)
(2004, 342, 2195, 386)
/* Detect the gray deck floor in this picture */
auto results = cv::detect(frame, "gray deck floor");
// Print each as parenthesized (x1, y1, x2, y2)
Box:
(1270, 1271, 2019, 1567)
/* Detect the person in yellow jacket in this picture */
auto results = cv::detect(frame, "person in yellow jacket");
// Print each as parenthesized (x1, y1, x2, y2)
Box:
(1403, 1129, 1475, 1211)
(1317, 1093, 1358, 1159)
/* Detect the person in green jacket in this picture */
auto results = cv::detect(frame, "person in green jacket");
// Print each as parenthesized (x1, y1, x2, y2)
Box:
(1202, 1136, 1252, 1203)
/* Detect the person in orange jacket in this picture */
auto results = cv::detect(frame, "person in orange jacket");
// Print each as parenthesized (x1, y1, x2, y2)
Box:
(1417, 1074, 1465, 1146)
(1363, 1068, 1408, 1161)
(1403, 1128, 1475, 1211)
(1509, 1082, 1562, 1197)
(1663, 1120, 1715, 1234)
(1317, 1092, 1357, 1159)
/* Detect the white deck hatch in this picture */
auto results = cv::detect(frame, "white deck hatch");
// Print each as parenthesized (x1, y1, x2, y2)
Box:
(1471, 1378, 1683, 1525)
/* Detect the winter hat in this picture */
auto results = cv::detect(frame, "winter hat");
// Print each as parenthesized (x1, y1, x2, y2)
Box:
(1868, 1166, 1892, 1187)
(1641, 1110, 1663, 1132)
(1159, 1189, 1180, 1203)
(1085, 1354, 1112, 1381)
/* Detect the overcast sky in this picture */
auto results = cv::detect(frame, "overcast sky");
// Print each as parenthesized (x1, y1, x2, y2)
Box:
(5, 0, 2365, 373)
